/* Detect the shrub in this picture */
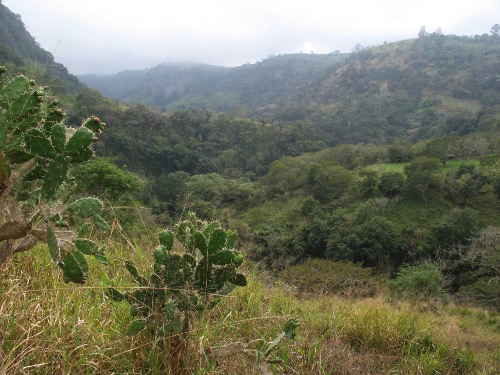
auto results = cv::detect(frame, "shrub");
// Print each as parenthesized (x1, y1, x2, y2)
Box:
(458, 277, 500, 310)
(279, 258, 385, 298)
(390, 263, 448, 303)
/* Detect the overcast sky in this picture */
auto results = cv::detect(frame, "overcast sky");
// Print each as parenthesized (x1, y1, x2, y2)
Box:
(3, 0, 499, 75)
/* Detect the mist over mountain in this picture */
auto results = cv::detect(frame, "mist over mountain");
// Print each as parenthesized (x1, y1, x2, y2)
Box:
(1, 0, 499, 149)
(78, 53, 348, 114)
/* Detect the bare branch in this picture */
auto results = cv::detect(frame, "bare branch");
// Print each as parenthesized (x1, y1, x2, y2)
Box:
(12, 235, 38, 255)
(0, 220, 30, 241)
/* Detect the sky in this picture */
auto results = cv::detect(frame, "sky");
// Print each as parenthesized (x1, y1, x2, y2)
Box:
(3, 0, 499, 75)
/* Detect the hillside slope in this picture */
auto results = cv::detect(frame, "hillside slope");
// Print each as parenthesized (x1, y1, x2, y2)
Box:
(0, 3, 82, 94)
(79, 53, 348, 113)
(272, 34, 500, 144)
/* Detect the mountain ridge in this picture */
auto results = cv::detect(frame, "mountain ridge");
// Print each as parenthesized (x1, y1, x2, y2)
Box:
(0, 3, 82, 94)
(79, 53, 348, 113)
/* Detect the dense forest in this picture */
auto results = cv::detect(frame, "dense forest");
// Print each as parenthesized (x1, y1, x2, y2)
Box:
(1, 2, 500, 373)
(1, 0, 499, 308)
(54, 26, 500, 313)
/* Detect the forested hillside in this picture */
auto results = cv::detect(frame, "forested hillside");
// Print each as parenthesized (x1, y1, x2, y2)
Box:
(1, 4, 500, 373)
(281, 31, 500, 144)
(0, 3, 82, 94)
(79, 53, 347, 113)
(2, 0, 500, 311)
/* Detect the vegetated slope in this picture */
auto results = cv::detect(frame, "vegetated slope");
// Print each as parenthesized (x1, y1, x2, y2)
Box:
(81, 31, 500, 147)
(78, 53, 348, 113)
(0, 3, 82, 94)
(276, 33, 500, 144)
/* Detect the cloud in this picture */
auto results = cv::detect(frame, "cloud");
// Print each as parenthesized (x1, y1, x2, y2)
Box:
(3, 0, 499, 74)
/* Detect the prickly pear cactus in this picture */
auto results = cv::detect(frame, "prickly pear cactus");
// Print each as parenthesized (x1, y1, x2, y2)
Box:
(107, 212, 247, 336)
(0, 68, 108, 284)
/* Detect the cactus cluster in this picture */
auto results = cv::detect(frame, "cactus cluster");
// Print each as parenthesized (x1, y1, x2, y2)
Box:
(107, 212, 247, 336)
(0, 68, 108, 283)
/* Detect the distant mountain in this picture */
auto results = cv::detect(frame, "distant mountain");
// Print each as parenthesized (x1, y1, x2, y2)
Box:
(79, 53, 348, 114)
(0, 3, 82, 94)
(80, 32, 500, 140)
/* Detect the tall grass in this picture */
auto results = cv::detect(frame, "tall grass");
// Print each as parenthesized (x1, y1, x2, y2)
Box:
(1, 242, 499, 374)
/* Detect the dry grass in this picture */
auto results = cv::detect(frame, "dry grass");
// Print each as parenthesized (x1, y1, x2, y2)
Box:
(1, 242, 499, 374)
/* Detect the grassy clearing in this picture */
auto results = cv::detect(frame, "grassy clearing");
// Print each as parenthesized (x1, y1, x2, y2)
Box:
(1, 241, 499, 374)
(364, 162, 407, 174)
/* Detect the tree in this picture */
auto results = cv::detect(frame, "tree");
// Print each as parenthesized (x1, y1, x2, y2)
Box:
(388, 140, 413, 163)
(348, 216, 402, 271)
(74, 87, 103, 112)
(0, 68, 108, 283)
(71, 157, 141, 201)
(491, 24, 500, 45)
(258, 156, 307, 196)
(379, 171, 404, 198)
(307, 162, 352, 203)
(404, 156, 441, 199)
(418, 25, 429, 39)
(424, 136, 459, 166)
(446, 226, 500, 307)
(358, 170, 378, 197)
(427, 208, 483, 253)
(443, 163, 488, 207)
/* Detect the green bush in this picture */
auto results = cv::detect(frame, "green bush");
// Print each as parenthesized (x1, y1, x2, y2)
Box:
(390, 263, 448, 303)
(279, 258, 385, 298)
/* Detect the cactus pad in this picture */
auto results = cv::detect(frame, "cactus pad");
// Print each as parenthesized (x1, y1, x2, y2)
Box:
(82, 116, 105, 133)
(207, 228, 226, 255)
(0, 75, 29, 107)
(75, 238, 98, 255)
(60, 251, 88, 284)
(64, 127, 94, 156)
(41, 154, 69, 200)
(24, 128, 57, 158)
(47, 222, 60, 262)
(158, 230, 174, 250)
(50, 123, 66, 153)
(67, 197, 103, 217)
(93, 214, 109, 232)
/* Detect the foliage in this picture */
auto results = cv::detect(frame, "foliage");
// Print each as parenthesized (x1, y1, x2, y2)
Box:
(390, 263, 448, 303)
(358, 169, 379, 197)
(459, 278, 500, 310)
(379, 171, 404, 198)
(307, 162, 352, 202)
(107, 213, 246, 369)
(426, 207, 483, 253)
(280, 258, 384, 298)
(404, 156, 441, 198)
(0, 68, 108, 283)
(443, 163, 489, 207)
(3, 247, 495, 374)
(440, 226, 500, 307)
(71, 157, 141, 201)
(424, 137, 461, 166)
(348, 215, 403, 270)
